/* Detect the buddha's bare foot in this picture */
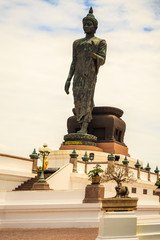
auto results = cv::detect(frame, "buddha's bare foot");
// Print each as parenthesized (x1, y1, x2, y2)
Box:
(77, 122, 88, 134)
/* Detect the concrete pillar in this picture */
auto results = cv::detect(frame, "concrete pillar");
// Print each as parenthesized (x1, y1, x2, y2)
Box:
(32, 158, 38, 173)
(145, 163, 151, 181)
(122, 156, 129, 176)
(107, 152, 115, 174)
(70, 149, 78, 173)
(154, 166, 159, 180)
(29, 149, 38, 173)
(83, 184, 105, 203)
(70, 157, 77, 173)
(84, 162, 87, 174)
(137, 168, 140, 179)
(125, 165, 128, 176)
(96, 211, 138, 240)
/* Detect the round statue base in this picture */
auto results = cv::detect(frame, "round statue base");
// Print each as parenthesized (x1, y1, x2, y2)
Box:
(59, 144, 103, 151)
(63, 133, 97, 147)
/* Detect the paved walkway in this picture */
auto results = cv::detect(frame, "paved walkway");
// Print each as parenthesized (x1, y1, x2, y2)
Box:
(0, 228, 98, 240)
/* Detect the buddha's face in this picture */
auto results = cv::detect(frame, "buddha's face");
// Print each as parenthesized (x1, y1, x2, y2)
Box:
(83, 20, 96, 34)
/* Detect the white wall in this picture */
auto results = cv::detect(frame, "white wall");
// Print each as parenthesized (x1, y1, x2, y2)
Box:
(47, 149, 108, 169)
(48, 150, 145, 170)
(0, 154, 33, 173)
(0, 190, 159, 234)
(0, 190, 85, 204)
(47, 163, 73, 190)
(140, 171, 148, 181)
(0, 190, 103, 229)
(46, 161, 159, 206)
(0, 154, 36, 191)
(150, 173, 157, 183)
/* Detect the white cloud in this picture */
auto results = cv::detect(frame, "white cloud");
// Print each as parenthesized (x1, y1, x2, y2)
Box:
(0, 0, 159, 171)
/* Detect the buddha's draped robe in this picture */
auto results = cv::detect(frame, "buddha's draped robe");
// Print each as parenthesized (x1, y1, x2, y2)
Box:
(71, 36, 107, 124)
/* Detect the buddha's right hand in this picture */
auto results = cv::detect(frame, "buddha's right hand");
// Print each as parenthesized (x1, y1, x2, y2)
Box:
(65, 79, 71, 94)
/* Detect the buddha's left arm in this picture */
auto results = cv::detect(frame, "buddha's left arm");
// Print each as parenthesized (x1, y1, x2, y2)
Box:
(90, 40, 107, 73)
(97, 40, 107, 65)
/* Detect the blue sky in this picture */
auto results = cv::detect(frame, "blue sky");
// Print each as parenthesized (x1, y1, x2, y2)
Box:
(0, 0, 160, 171)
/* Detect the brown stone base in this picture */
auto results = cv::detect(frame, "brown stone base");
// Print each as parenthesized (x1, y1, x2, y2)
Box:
(102, 197, 138, 211)
(83, 184, 105, 203)
(32, 182, 52, 190)
(59, 144, 103, 152)
(97, 142, 130, 157)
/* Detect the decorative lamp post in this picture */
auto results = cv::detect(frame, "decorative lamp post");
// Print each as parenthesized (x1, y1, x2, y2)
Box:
(82, 152, 89, 174)
(70, 149, 78, 173)
(135, 160, 141, 179)
(154, 166, 159, 180)
(145, 163, 151, 181)
(38, 144, 51, 183)
(29, 148, 39, 173)
(32, 144, 52, 190)
(89, 153, 94, 161)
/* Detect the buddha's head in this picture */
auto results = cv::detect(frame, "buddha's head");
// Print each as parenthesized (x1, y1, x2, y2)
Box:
(82, 7, 98, 34)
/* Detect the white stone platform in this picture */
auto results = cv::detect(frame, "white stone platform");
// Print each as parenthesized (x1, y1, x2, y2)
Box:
(0, 190, 103, 229)
(0, 190, 160, 240)
(46, 163, 159, 207)
(137, 214, 160, 240)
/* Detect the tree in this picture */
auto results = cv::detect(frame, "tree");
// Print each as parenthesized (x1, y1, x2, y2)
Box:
(155, 178, 160, 188)
(101, 165, 136, 188)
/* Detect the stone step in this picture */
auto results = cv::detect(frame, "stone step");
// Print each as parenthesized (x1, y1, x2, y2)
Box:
(13, 170, 57, 191)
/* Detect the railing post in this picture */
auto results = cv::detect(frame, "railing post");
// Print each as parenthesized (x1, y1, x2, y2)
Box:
(135, 160, 141, 179)
(145, 163, 151, 181)
(107, 152, 115, 173)
(70, 149, 78, 173)
(29, 148, 39, 173)
(82, 152, 89, 174)
(122, 156, 129, 176)
(154, 166, 159, 181)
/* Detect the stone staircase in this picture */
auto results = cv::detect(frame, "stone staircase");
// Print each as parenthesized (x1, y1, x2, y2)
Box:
(14, 169, 59, 191)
